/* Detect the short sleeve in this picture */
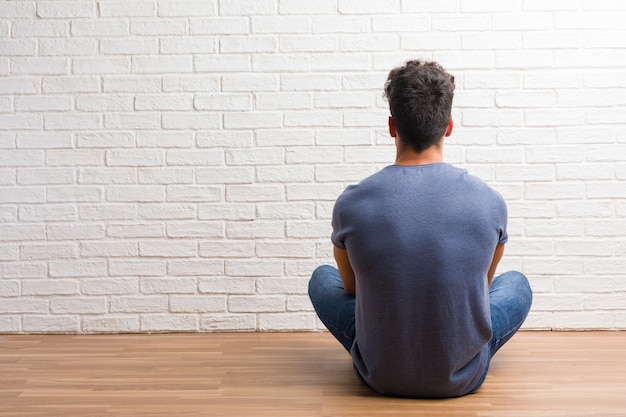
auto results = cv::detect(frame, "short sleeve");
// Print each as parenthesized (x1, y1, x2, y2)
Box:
(496, 194, 508, 245)
(331, 195, 347, 249)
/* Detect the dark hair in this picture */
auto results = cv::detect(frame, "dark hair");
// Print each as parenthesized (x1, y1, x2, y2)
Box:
(384, 60, 455, 153)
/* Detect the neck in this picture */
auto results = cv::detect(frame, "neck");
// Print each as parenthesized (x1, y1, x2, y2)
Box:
(394, 141, 443, 166)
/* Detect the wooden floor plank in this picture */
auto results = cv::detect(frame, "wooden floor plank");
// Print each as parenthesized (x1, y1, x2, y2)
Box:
(1, 331, 626, 417)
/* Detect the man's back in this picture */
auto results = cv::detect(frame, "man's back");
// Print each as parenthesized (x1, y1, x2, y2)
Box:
(331, 163, 508, 398)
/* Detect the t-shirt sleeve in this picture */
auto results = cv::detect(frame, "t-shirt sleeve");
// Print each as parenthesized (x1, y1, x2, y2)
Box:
(330, 191, 348, 249)
(331, 193, 348, 250)
(496, 193, 508, 245)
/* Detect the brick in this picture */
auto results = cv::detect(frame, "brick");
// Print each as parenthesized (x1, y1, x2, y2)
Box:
(0, 150, 44, 167)
(311, 53, 370, 71)
(196, 131, 252, 148)
(49, 259, 107, 278)
(258, 313, 316, 331)
(132, 20, 187, 36)
(139, 239, 197, 257)
(0, 114, 43, 130)
(525, 183, 586, 200)
(81, 241, 138, 258)
(47, 223, 105, 240)
(162, 75, 220, 92)
(200, 314, 256, 331)
(81, 278, 139, 295)
(107, 223, 164, 238)
(83, 317, 139, 333)
(77, 132, 135, 148)
(161, 112, 221, 130)
(229, 295, 285, 313)
(19, 204, 76, 221)
(132, 56, 193, 74)
(46, 186, 103, 203)
(138, 132, 194, 148)
(0, 317, 20, 333)
(37, 2, 95, 18)
(107, 186, 165, 203)
(0, 39, 36, 56)
(194, 93, 252, 111)
(166, 222, 224, 238)
(159, 1, 216, 16)
(51, 297, 107, 314)
(167, 185, 221, 202)
(256, 166, 312, 183)
(110, 296, 167, 313)
(138, 168, 193, 184)
(45, 113, 101, 130)
(170, 295, 226, 313)
(281, 74, 341, 91)
(0, 243, 18, 261)
(0, 76, 39, 94)
(109, 259, 166, 276)
(141, 315, 198, 332)
(101, 39, 158, 55)
(103, 76, 161, 92)
(222, 74, 279, 92)
(99, 2, 156, 17)
(225, 148, 282, 166)
(199, 241, 255, 258)
(257, 278, 308, 295)
(79, 204, 137, 221)
(220, 36, 277, 53)
(168, 259, 223, 276)
(42, 76, 99, 93)
(138, 204, 196, 220)
(190, 17, 248, 35)
(39, 38, 97, 56)
(224, 112, 283, 129)
(0, 169, 16, 185)
(196, 167, 254, 184)
(23, 316, 80, 333)
(226, 221, 284, 239)
(160, 37, 217, 54)
(0, 187, 45, 204)
(71, 20, 128, 36)
(199, 277, 255, 294)
(15, 96, 72, 113)
(256, 203, 315, 220)
(135, 94, 193, 111)
(284, 111, 342, 127)
(78, 168, 136, 184)
(226, 184, 284, 202)
(1, 262, 47, 278)
(106, 149, 165, 167)
(257, 241, 315, 258)
(219, 0, 276, 15)
(76, 94, 134, 112)
(286, 221, 332, 238)
(141, 277, 197, 294)
(104, 113, 160, 129)
(0, 278, 19, 295)
(1, 2, 35, 18)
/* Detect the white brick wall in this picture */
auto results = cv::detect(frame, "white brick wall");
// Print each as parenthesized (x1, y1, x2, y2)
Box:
(1, 0, 625, 333)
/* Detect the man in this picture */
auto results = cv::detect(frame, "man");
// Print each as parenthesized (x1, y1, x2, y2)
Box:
(308, 60, 532, 398)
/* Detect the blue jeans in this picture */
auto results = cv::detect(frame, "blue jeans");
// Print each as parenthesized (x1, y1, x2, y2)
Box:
(308, 264, 532, 359)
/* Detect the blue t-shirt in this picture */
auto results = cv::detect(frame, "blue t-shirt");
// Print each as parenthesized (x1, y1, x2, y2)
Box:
(331, 163, 508, 398)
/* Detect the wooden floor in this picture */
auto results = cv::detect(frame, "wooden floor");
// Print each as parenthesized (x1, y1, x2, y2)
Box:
(1, 332, 626, 417)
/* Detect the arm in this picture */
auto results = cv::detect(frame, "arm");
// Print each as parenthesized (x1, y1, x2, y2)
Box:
(334, 246, 356, 295)
(487, 243, 505, 287)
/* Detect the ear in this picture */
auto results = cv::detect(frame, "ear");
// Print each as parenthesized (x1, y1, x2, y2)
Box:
(444, 117, 453, 137)
(388, 116, 397, 138)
